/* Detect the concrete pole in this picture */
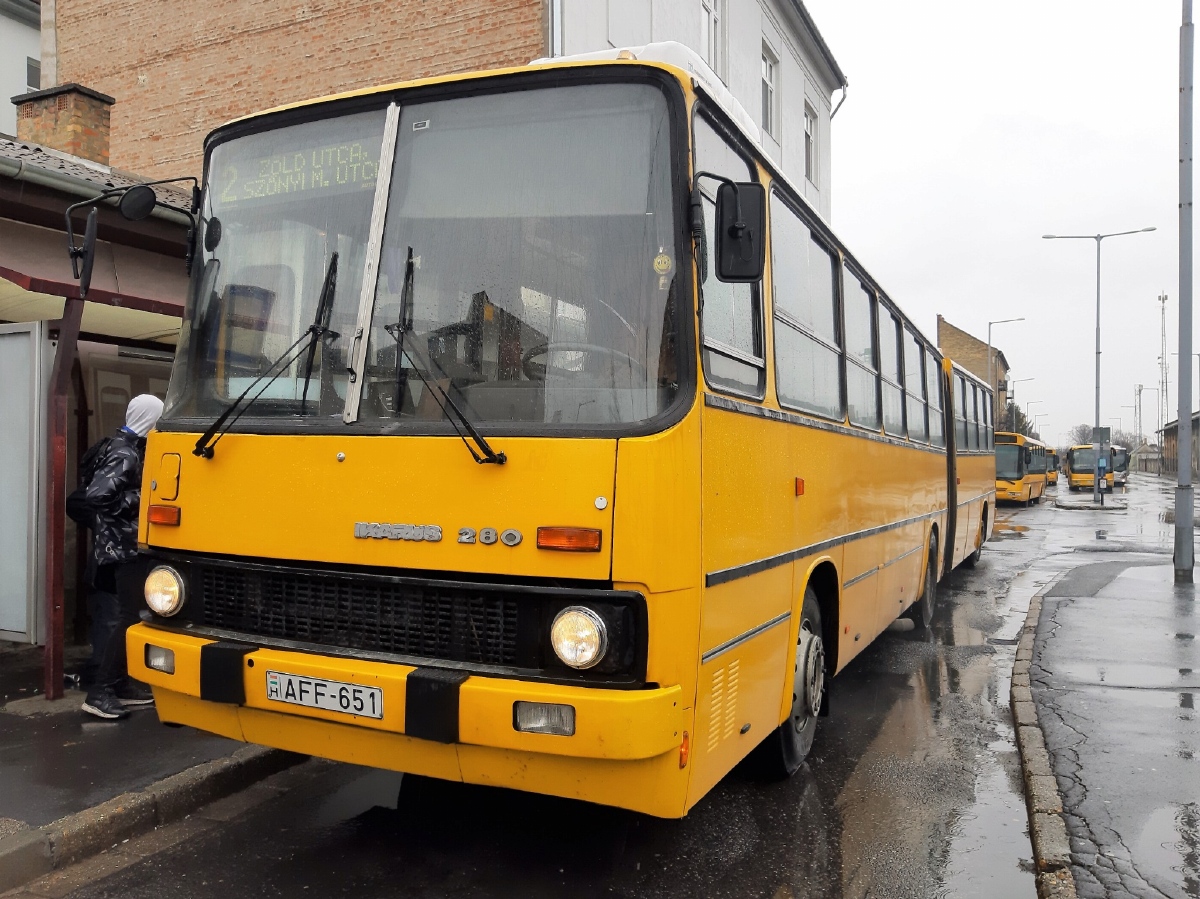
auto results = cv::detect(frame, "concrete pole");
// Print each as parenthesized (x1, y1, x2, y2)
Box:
(1178, 0, 1195, 582)
(1094, 235, 1102, 504)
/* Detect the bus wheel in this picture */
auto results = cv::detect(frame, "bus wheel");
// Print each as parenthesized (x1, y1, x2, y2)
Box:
(767, 588, 825, 778)
(907, 536, 939, 624)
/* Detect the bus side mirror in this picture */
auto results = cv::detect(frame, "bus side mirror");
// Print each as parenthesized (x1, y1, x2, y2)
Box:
(715, 182, 766, 283)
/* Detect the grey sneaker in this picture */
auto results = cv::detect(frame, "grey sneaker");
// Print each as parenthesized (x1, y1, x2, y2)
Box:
(82, 691, 129, 720)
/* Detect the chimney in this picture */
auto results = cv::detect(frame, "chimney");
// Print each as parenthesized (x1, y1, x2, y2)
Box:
(11, 83, 116, 166)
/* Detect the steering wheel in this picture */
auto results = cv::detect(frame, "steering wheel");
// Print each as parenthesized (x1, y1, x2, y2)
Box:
(521, 342, 646, 382)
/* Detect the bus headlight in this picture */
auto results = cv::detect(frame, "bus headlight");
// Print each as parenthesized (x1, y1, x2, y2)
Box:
(550, 606, 608, 669)
(145, 566, 186, 617)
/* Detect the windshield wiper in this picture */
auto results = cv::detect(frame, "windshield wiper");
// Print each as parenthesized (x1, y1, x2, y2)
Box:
(384, 247, 506, 465)
(193, 252, 340, 459)
(299, 253, 339, 413)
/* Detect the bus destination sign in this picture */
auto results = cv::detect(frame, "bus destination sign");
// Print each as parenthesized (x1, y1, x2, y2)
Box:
(217, 140, 381, 206)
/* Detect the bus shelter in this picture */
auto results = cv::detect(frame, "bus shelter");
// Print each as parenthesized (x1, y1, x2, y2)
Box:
(0, 136, 189, 698)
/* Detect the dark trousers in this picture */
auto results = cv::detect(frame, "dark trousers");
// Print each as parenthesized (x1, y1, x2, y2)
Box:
(86, 558, 151, 699)
(81, 564, 120, 685)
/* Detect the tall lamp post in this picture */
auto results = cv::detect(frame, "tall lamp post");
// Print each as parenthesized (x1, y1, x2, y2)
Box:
(1043, 226, 1156, 503)
(1024, 399, 1043, 434)
(1032, 413, 1048, 438)
(987, 318, 1024, 418)
(1009, 377, 1034, 430)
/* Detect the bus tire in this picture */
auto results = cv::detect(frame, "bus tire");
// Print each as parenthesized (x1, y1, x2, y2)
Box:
(765, 587, 825, 778)
(907, 534, 939, 624)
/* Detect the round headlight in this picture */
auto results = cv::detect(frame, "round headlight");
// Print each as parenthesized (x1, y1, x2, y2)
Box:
(145, 566, 185, 617)
(550, 606, 608, 670)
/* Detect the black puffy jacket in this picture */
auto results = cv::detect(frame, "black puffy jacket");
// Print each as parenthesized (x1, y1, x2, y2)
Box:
(80, 429, 146, 567)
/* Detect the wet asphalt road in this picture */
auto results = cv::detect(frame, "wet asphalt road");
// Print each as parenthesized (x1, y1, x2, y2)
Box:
(49, 486, 1141, 899)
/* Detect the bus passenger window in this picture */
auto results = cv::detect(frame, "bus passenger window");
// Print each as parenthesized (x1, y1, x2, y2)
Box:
(878, 306, 904, 437)
(696, 115, 763, 397)
(954, 374, 969, 449)
(903, 330, 927, 442)
(843, 269, 879, 429)
(770, 191, 841, 419)
(926, 349, 945, 447)
(968, 385, 981, 451)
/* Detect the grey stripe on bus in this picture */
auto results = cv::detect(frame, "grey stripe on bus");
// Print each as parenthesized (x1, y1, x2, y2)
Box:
(703, 393, 950, 455)
(701, 611, 793, 665)
(706, 507, 946, 588)
(842, 567, 878, 589)
(842, 544, 923, 590)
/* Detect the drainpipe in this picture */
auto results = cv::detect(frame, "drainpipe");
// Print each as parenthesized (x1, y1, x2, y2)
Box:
(830, 84, 848, 119)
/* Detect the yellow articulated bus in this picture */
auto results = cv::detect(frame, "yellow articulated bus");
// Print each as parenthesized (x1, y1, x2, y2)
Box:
(1066, 444, 1114, 492)
(994, 432, 1046, 505)
(1046, 448, 1059, 486)
(121, 44, 995, 818)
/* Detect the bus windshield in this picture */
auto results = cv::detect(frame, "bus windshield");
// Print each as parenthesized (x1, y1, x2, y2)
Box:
(996, 444, 1024, 480)
(1071, 447, 1097, 472)
(164, 82, 682, 431)
(1113, 448, 1130, 472)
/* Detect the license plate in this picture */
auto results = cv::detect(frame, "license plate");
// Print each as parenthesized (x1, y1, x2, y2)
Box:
(265, 670, 383, 719)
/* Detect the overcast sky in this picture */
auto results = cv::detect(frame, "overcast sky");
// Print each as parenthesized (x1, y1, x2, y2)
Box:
(803, 1, 1183, 447)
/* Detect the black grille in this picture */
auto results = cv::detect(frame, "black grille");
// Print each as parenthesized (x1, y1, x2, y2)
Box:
(197, 566, 520, 666)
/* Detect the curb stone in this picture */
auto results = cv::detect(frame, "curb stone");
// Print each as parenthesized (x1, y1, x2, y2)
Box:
(1011, 572, 1078, 899)
(0, 745, 304, 893)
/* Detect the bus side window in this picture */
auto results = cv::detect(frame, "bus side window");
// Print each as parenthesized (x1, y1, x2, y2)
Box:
(968, 384, 981, 451)
(878, 304, 904, 437)
(903, 330, 927, 442)
(953, 374, 968, 449)
(695, 114, 763, 398)
(926, 349, 944, 447)
(769, 190, 842, 419)
(843, 267, 879, 429)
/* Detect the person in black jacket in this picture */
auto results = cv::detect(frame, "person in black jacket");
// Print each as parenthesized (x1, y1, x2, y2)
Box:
(80, 394, 164, 720)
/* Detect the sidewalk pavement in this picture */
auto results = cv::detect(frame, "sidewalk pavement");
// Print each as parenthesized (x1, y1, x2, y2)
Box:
(1017, 559, 1200, 899)
(0, 642, 301, 892)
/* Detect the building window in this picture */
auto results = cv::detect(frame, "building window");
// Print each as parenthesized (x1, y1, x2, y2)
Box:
(26, 58, 41, 93)
(761, 44, 778, 139)
(700, 0, 722, 77)
(804, 103, 817, 183)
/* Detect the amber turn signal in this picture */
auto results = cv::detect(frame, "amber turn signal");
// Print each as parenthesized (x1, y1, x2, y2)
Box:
(148, 505, 181, 526)
(536, 527, 602, 552)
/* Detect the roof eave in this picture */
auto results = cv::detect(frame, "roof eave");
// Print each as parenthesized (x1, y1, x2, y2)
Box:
(785, 0, 847, 89)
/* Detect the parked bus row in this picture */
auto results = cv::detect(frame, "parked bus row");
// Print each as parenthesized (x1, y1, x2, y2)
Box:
(995, 432, 1047, 506)
(67, 44, 998, 818)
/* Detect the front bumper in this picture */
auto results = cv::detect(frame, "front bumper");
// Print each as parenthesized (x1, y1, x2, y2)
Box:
(128, 623, 689, 814)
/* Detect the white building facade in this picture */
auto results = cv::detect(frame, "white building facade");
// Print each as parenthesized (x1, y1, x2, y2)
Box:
(553, 0, 845, 221)
(0, 0, 39, 137)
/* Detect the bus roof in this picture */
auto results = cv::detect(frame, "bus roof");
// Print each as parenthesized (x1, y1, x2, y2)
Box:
(997, 431, 1043, 447)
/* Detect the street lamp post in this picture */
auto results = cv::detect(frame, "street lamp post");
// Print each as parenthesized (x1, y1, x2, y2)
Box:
(1009, 377, 1034, 430)
(1043, 226, 1156, 503)
(1033, 413, 1048, 438)
(1025, 400, 1043, 435)
(987, 318, 1024, 418)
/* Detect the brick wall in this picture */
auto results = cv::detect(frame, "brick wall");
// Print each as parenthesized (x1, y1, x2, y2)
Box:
(936, 314, 1009, 410)
(52, 0, 547, 178)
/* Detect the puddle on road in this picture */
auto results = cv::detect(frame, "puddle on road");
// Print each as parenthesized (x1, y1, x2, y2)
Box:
(991, 521, 1029, 541)
(1133, 803, 1200, 895)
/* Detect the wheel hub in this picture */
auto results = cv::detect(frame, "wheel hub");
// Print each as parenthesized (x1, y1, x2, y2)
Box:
(794, 627, 826, 721)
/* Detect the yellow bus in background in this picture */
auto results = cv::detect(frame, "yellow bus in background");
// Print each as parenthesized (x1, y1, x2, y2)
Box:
(1066, 444, 1114, 492)
(995, 432, 1046, 505)
(1046, 448, 1059, 486)
(121, 45, 995, 818)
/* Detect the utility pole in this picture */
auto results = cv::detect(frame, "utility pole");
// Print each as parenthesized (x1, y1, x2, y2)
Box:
(1161, 293, 1170, 443)
(1136, 384, 1143, 446)
(1176, 0, 1194, 582)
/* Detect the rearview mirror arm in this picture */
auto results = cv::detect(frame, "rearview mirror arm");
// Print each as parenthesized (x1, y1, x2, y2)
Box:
(693, 170, 746, 237)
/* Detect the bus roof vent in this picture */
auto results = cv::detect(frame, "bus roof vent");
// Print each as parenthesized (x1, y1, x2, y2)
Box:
(532, 40, 759, 143)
